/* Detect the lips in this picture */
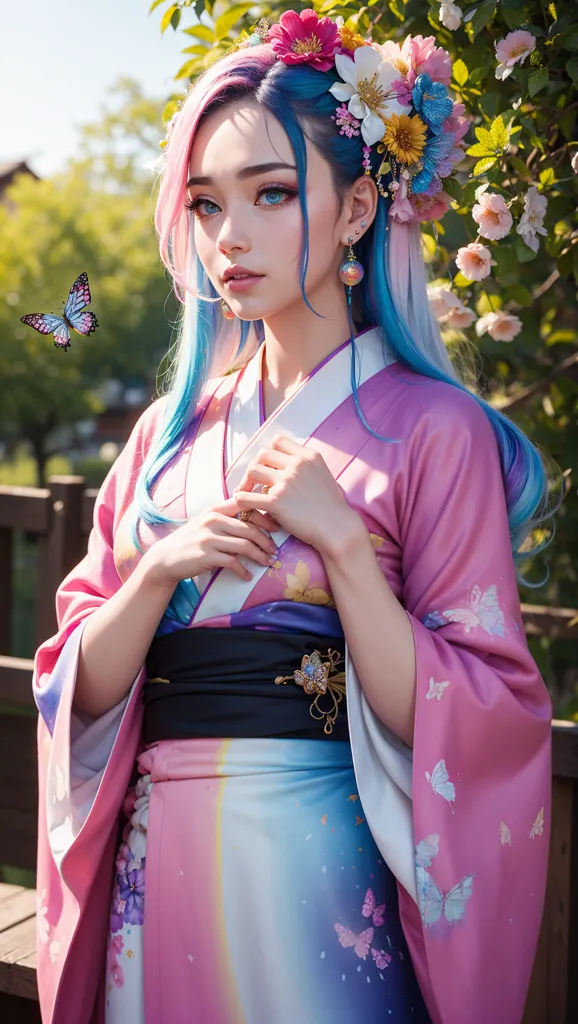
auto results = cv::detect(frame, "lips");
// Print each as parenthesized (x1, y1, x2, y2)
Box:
(222, 266, 264, 282)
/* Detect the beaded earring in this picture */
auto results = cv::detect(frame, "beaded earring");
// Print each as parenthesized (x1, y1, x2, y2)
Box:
(220, 298, 236, 320)
(338, 222, 366, 305)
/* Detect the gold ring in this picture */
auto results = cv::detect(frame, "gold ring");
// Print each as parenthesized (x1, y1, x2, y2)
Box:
(240, 510, 253, 523)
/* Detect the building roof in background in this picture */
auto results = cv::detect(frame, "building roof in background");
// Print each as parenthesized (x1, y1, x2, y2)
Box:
(0, 160, 39, 195)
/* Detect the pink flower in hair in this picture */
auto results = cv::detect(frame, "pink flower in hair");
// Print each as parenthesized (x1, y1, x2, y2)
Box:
(409, 189, 453, 223)
(409, 35, 452, 86)
(379, 34, 451, 89)
(443, 101, 470, 145)
(389, 176, 414, 223)
(267, 9, 340, 72)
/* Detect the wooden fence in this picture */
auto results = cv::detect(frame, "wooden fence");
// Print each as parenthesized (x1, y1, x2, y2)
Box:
(0, 477, 576, 1021)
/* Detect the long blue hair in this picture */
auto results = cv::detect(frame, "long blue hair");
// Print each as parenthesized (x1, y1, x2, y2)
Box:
(135, 46, 553, 584)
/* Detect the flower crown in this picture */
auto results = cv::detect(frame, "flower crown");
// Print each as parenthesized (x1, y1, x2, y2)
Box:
(157, 9, 469, 226)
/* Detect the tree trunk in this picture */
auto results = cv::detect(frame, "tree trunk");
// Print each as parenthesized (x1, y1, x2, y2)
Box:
(25, 413, 57, 487)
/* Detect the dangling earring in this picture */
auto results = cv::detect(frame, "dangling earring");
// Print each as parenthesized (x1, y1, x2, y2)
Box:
(338, 233, 364, 305)
(220, 298, 236, 320)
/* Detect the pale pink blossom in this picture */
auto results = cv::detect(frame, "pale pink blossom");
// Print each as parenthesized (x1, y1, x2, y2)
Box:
(427, 285, 477, 328)
(495, 30, 535, 81)
(456, 242, 497, 281)
(389, 175, 415, 222)
(439, 2, 463, 31)
(516, 185, 548, 253)
(472, 192, 513, 240)
(475, 310, 522, 342)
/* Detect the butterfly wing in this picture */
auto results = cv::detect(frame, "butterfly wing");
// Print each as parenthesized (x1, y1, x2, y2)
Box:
(53, 322, 71, 350)
(372, 903, 386, 927)
(442, 606, 479, 633)
(334, 923, 357, 949)
(415, 833, 439, 868)
(20, 313, 66, 336)
(429, 759, 456, 804)
(371, 948, 392, 969)
(529, 807, 544, 839)
(64, 271, 91, 319)
(443, 873, 475, 924)
(361, 888, 375, 919)
(68, 310, 99, 337)
(416, 866, 444, 926)
(354, 928, 374, 959)
(477, 584, 507, 637)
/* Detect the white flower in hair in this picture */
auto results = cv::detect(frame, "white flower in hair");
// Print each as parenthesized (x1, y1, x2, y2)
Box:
(329, 46, 406, 146)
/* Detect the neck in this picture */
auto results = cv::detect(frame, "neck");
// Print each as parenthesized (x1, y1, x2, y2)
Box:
(260, 282, 357, 420)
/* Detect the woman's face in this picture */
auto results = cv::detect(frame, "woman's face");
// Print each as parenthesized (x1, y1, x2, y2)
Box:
(186, 99, 366, 321)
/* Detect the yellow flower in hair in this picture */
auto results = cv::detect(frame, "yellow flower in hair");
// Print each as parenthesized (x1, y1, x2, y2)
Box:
(382, 113, 427, 166)
(339, 25, 367, 51)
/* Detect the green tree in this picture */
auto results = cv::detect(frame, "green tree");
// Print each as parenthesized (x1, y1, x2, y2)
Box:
(0, 79, 177, 484)
(151, 0, 578, 714)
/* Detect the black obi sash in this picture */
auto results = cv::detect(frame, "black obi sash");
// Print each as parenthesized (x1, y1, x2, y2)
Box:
(142, 627, 348, 744)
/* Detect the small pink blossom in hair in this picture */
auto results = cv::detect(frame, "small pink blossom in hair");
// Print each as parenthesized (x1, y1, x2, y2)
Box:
(456, 242, 497, 281)
(267, 9, 340, 72)
(391, 78, 413, 106)
(495, 30, 536, 80)
(408, 190, 453, 223)
(331, 104, 361, 138)
(472, 191, 513, 240)
(475, 310, 523, 342)
(389, 176, 414, 222)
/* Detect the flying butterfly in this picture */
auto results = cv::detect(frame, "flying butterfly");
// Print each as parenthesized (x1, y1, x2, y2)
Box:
(20, 272, 98, 352)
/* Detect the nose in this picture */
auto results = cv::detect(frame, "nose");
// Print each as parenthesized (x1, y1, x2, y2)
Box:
(216, 213, 251, 258)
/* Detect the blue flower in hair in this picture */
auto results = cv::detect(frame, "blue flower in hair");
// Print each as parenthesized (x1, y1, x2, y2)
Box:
(411, 132, 455, 194)
(411, 74, 453, 136)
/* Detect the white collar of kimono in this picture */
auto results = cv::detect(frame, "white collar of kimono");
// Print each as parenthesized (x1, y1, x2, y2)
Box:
(187, 326, 394, 624)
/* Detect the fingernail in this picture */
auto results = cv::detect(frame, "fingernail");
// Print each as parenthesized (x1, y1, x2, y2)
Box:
(268, 555, 277, 564)
(245, 570, 253, 580)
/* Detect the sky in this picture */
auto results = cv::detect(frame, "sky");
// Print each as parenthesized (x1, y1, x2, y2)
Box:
(0, 0, 188, 177)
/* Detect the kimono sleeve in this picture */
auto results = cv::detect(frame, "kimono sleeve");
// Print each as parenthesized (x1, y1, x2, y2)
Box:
(397, 386, 552, 1024)
(34, 400, 164, 880)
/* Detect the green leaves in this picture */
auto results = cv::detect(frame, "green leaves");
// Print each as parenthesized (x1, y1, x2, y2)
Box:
(465, 115, 520, 174)
(453, 59, 469, 87)
(214, 3, 255, 42)
(528, 68, 549, 96)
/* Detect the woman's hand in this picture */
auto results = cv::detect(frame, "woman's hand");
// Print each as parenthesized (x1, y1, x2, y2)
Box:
(234, 434, 365, 559)
(143, 497, 280, 585)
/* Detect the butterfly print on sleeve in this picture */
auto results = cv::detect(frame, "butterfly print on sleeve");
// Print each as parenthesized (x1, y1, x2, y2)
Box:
(334, 923, 374, 959)
(361, 888, 385, 927)
(443, 584, 507, 637)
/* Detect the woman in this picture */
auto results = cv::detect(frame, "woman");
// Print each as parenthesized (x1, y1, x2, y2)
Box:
(34, 11, 553, 1024)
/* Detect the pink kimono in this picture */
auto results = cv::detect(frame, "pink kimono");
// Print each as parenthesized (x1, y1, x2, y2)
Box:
(34, 326, 551, 1023)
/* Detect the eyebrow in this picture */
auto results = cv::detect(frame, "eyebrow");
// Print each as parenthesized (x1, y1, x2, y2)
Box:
(186, 161, 297, 188)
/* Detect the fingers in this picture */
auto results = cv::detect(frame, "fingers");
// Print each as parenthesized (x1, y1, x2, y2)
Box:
(223, 516, 278, 554)
(217, 534, 278, 568)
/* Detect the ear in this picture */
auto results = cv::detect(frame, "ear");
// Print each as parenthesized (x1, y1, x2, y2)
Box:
(341, 174, 379, 245)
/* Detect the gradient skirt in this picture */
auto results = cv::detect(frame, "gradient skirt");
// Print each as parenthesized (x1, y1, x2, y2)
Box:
(105, 737, 429, 1023)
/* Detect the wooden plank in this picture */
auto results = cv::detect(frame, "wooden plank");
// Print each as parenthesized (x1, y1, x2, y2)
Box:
(0, 657, 35, 707)
(0, 887, 36, 933)
(81, 489, 98, 535)
(521, 603, 578, 639)
(0, 991, 41, 1019)
(552, 720, 578, 780)
(0, 488, 51, 534)
(546, 776, 573, 1022)
(0, 529, 13, 652)
(0, 916, 38, 1000)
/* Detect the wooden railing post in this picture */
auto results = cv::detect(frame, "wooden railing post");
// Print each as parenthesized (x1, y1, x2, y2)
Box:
(0, 528, 13, 652)
(34, 477, 86, 649)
